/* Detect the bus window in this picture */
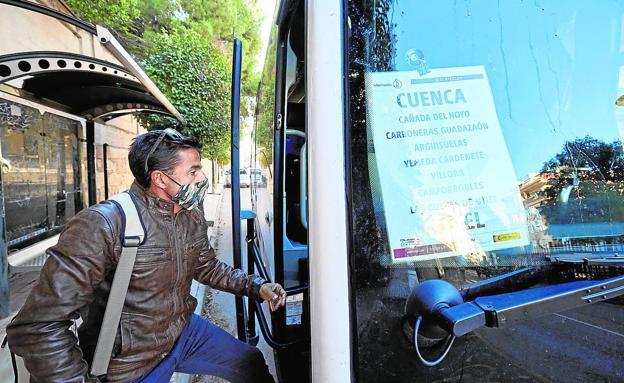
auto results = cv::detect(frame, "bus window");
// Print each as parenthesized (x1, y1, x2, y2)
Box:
(347, 1, 624, 382)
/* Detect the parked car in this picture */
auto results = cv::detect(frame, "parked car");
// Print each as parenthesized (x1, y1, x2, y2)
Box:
(249, 168, 267, 187)
(224, 169, 232, 188)
(240, 168, 250, 188)
(225, 168, 251, 187)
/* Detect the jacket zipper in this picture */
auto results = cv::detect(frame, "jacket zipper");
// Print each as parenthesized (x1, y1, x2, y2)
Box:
(171, 214, 183, 319)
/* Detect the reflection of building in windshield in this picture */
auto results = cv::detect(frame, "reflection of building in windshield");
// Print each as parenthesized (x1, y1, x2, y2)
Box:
(546, 223, 624, 248)
(519, 173, 553, 250)
(519, 172, 554, 208)
(519, 136, 624, 254)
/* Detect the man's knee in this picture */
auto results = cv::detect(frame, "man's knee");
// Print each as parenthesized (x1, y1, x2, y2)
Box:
(235, 345, 274, 382)
(241, 345, 266, 367)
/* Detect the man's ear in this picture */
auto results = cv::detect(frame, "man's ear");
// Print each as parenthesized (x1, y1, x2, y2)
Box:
(151, 170, 167, 189)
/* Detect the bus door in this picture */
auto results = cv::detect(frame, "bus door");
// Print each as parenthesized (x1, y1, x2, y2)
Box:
(233, 1, 311, 381)
(345, 1, 624, 382)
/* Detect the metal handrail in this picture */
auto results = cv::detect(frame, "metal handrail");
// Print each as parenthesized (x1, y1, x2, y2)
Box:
(252, 300, 304, 349)
(243, 215, 309, 349)
(285, 129, 307, 229)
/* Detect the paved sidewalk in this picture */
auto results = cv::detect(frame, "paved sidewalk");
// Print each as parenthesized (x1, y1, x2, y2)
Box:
(170, 182, 225, 383)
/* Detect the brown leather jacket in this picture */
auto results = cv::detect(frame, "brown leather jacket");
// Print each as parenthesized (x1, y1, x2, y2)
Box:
(6, 182, 266, 382)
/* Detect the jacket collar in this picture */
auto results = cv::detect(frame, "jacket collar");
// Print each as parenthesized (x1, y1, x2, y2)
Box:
(130, 181, 176, 215)
(129, 181, 203, 223)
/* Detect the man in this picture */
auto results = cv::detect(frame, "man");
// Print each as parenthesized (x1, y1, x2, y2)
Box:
(7, 128, 285, 382)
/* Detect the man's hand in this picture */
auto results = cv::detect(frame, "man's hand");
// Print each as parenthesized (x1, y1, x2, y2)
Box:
(259, 283, 287, 311)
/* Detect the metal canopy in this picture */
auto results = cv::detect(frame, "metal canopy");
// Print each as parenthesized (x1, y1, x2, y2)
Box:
(0, 0, 185, 123)
(0, 50, 174, 122)
(0, 51, 139, 83)
(0, 51, 168, 120)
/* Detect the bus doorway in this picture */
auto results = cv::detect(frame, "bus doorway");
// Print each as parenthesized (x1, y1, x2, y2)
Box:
(233, 1, 311, 381)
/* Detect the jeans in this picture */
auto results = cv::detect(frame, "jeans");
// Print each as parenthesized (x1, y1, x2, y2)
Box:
(128, 314, 274, 383)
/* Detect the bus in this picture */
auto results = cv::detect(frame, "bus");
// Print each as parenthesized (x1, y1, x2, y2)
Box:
(229, 1, 624, 382)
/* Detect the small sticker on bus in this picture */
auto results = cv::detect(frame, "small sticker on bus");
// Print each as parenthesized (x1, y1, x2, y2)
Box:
(286, 293, 304, 326)
(493, 232, 522, 242)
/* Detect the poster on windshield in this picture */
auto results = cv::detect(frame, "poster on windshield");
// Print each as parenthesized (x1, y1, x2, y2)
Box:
(365, 66, 529, 264)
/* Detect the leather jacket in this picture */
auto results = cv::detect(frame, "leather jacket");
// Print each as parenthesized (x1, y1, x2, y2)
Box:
(6, 182, 266, 382)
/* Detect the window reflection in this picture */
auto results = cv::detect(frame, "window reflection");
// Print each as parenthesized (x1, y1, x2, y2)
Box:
(358, 1, 624, 267)
(0, 98, 84, 249)
(348, 1, 624, 381)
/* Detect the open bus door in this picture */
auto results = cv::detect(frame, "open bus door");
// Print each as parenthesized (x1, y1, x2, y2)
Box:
(229, 2, 312, 379)
(234, 1, 624, 382)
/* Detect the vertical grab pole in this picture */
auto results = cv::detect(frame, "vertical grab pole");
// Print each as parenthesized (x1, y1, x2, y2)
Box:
(230, 38, 246, 342)
(86, 120, 96, 206)
(103, 143, 109, 199)
(246, 217, 259, 345)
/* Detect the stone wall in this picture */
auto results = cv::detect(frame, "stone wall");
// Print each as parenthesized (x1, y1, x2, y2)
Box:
(94, 116, 145, 201)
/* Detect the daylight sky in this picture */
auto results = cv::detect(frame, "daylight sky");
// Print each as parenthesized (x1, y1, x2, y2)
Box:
(371, 1, 624, 179)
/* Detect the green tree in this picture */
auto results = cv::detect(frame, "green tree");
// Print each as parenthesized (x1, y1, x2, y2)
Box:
(64, 0, 265, 162)
(180, 0, 264, 95)
(65, 0, 141, 35)
(139, 28, 231, 160)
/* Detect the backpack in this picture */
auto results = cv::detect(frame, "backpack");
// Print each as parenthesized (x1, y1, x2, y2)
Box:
(3, 191, 145, 382)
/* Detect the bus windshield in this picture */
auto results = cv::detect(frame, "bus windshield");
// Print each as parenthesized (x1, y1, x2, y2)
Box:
(347, 1, 624, 381)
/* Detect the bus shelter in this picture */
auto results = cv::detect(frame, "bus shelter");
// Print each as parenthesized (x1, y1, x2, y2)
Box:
(0, 0, 184, 319)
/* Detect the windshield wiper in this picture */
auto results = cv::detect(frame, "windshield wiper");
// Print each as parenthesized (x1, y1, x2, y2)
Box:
(444, 274, 624, 336)
(546, 253, 624, 266)
(405, 255, 624, 366)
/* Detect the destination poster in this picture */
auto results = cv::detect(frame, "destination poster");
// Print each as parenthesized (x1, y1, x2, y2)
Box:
(365, 66, 529, 264)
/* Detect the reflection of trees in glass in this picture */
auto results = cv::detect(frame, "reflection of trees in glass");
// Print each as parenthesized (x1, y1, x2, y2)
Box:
(368, 0, 396, 71)
(348, 0, 397, 285)
(254, 27, 277, 168)
(538, 136, 624, 224)
(542, 136, 624, 181)
(0, 100, 85, 247)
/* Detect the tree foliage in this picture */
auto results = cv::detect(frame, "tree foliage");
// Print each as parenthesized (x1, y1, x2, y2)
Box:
(180, 0, 263, 95)
(538, 136, 624, 224)
(65, 0, 141, 35)
(65, 0, 265, 162)
(138, 29, 231, 161)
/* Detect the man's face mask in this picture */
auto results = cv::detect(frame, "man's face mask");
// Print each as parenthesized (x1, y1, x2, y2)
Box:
(163, 173, 210, 211)
(144, 128, 209, 210)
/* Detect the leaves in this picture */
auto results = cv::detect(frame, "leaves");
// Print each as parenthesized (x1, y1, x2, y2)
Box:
(65, 0, 265, 163)
(538, 136, 624, 224)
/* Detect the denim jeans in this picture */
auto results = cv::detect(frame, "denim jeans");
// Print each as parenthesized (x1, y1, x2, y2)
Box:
(128, 314, 274, 383)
